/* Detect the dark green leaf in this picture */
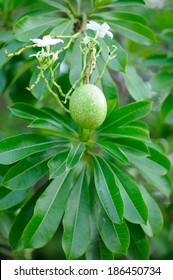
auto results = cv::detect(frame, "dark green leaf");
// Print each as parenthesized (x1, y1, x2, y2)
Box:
(114, 137, 149, 157)
(62, 170, 90, 259)
(100, 100, 152, 131)
(48, 150, 69, 179)
(0, 188, 29, 210)
(66, 142, 85, 170)
(96, 140, 129, 165)
(22, 170, 73, 248)
(147, 146, 171, 172)
(127, 223, 150, 260)
(93, 156, 124, 224)
(1, 153, 49, 190)
(151, 71, 173, 92)
(95, 197, 129, 254)
(0, 134, 64, 164)
(161, 92, 173, 124)
(9, 183, 47, 250)
(112, 165, 148, 224)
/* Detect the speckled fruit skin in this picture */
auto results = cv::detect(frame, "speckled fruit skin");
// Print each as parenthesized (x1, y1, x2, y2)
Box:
(69, 84, 107, 129)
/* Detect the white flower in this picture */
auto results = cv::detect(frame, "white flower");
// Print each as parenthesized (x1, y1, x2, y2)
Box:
(86, 21, 113, 39)
(30, 35, 64, 47)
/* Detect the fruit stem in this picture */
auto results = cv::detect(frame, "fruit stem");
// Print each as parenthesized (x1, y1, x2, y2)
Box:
(85, 49, 93, 84)
(80, 128, 91, 142)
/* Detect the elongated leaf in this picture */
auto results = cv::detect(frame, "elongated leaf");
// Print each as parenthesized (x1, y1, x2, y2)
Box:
(127, 223, 150, 260)
(51, 20, 74, 36)
(161, 92, 173, 124)
(114, 137, 149, 157)
(2, 153, 50, 190)
(48, 150, 69, 179)
(28, 119, 69, 135)
(93, 156, 123, 224)
(95, 197, 129, 254)
(100, 100, 152, 131)
(124, 65, 152, 101)
(66, 142, 85, 170)
(139, 185, 163, 238)
(0, 188, 29, 210)
(126, 151, 172, 197)
(110, 20, 155, 45)
(9, 184, 47, 250)
(22, 170, 73, 248)
(9, 103, 51, 121)
(69, 36, 82, 85)
(13, 16, 65, 42)
(0, 134, 64, 164)
(112, 165, 148, 224)
(148, 146, 171, 172)
(29, 68, 49, 100)
(100, 126, 149, 141)
(151, 71, 173, 92)
(62, 170, 90, 259)
(96, 140, 129, 165)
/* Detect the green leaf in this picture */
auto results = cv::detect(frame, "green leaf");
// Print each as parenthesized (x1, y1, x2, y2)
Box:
(28, 119, 69, 135)
(69, 36, 82, 85)
(161, 92, 173, 124)
(100, 100, 152, 131)
(112, 165, 148, 224)
(93, 156, 123, 224)
(126, 151, 172, 197)
(100, 126, 149, 141)
(48, 150, 69, 179)
(151, 71, 173, 92)
(127, 222, 150, 260)
(0, 134, 64, 164)
(0, 188, 29, 210)
(22, 170, 73, 248)
(110, 20, 155, 45)
(96, 140, 129, 165)
(66, 142, 86, 170)
(9, 183, 47, 250)
(139, 185, 163, 238)
(13, 16, 65, 42)
(124, 65, 152, 101)
(1, 153, 50, 190)
(114, 137, 149, 157)
(29, 68, 49, 100)
(147, 146, 171, 172)
(95, 196, 130, 254)
(62, 170, 90, 259)
(51, 20, 74, 36)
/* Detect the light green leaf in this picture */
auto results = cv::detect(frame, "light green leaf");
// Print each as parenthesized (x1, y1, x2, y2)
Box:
(126, 151, 172, 197)
(51, 20, 74, 36)
(22, 170, 73, 248)
(96, 140, 129, 165)
(100, 100, 152, 131)
(124, 65, 152, 101)
(93, 156, 124, 224)
(0, 134, 64, 164)
(151, 71, 173, 92)
(13, 16, 65, 42)
(48, 150, 69, 179)
(66, 142, 85, 170)
(62, 170, 90, 259)
(112, 165, 148, 224)
(127, 222, 150, 260)
(95, 197, 130, 254)
(1, 153, 49, 190)
(110, 20, 155, 45)
(0, 188, 29, 210)
(69, 36, 82, 85)
(139, 185, 163, 238)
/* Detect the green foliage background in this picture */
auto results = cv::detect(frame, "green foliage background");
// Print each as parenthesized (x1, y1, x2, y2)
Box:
(0, 0, 173, 260)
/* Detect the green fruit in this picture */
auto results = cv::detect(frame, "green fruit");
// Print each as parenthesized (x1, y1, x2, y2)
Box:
(69, 84, 107, 129)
